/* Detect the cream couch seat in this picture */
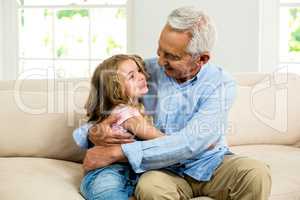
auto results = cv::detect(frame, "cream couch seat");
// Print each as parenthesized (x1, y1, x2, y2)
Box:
(0, 73, 300, 200)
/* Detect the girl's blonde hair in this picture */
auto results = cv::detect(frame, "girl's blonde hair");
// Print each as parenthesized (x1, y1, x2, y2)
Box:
(85, 54, 149, 123)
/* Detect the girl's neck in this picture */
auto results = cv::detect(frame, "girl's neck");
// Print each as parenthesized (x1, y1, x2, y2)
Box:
(129, 97, 139, 105)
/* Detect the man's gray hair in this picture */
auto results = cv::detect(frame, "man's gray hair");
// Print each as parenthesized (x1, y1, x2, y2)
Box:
(167, 6, 217, 55)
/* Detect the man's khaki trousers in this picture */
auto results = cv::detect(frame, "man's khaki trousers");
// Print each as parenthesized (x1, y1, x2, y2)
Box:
(135, 155, 272, 200)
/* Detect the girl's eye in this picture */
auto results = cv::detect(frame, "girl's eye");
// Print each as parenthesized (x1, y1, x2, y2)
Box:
(129, 74, 134, 80)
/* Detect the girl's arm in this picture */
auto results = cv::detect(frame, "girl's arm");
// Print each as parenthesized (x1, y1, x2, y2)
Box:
(122, 116, 164, 140)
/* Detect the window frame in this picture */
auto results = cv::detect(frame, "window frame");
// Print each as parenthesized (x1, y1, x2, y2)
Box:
(0, 0, 133, 80)
(279, 1, 300, 67)
(259, 0, 300, 72)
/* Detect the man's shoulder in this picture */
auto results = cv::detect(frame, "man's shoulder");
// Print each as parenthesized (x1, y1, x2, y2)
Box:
(204, 63, 235, 85)
(144, 57, 162, 80)
(144, 58, 160, 72)
(196, 63, 236, 97)
(144, 57, 158, 66)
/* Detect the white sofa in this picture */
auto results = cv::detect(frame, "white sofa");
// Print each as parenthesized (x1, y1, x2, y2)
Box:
(0, 73, 300, 200)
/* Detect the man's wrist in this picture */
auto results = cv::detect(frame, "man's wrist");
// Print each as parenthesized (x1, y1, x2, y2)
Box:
(113, 145, 128, 162)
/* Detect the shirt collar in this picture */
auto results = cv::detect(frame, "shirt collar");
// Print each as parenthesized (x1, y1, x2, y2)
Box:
(171, 62, 209, 88)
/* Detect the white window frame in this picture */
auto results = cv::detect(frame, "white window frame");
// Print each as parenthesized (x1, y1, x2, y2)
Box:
(259, 0, 280, 72)
(0, 0, 133, 80)
(278, 0, 300, 68)
(259, 0, 300, 72)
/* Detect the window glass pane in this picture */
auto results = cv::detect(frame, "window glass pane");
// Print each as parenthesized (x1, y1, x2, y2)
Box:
(21, 0, 126, 6)
(90, 60, 102, 75)
(19, 8, 53, 58)
(280, 7, 300, 62)
(91, 8, 126, 59)
(54, 8, 89, 59)
(17, 1, 127, 79)
(19, 59, 54, 79)
(55, 60, 90, 78)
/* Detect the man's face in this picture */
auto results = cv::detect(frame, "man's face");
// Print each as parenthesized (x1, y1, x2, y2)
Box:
(157, 25, 201, 83)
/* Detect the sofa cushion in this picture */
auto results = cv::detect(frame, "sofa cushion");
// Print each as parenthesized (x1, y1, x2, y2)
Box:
(227, 73, 300, 146)
(0, 157, 84, 200)
(0, 157, 213, 200)
(0, 90, 88, 162)
(190, 197, 214, 200)
(231, 145, 300, 200)
(0, 78, 90, 162)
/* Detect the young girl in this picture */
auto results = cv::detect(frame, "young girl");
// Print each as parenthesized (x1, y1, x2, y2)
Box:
(74, 54, 164, 200)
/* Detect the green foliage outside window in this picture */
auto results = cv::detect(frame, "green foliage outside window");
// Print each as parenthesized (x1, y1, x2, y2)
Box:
(289, 8, 300, 52)
(56, 45, 68, 58)
(116, 8, 125, 19)
(57, 9, 89, 19)
(106, 36, 122, 54)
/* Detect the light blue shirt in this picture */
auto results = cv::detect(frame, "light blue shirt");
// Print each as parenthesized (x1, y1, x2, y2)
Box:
(73, 58, 237, 181)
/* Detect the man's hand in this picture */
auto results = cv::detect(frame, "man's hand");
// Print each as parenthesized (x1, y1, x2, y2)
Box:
(89, 114, 134, 146)
(83, 145, 127, 172)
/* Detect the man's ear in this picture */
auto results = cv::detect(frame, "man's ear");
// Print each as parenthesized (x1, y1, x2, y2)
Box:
(195, 52, 210, 67)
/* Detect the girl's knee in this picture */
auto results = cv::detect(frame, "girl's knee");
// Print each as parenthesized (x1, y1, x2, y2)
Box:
(81, 167, 128, 200)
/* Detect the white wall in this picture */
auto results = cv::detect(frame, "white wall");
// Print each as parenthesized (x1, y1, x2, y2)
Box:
(0, 1, 3, 79)
(0, 0, 18, 80)
(130, 0, 260, 73)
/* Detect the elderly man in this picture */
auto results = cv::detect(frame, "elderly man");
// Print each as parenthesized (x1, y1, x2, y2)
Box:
(74, 6, 271, 200)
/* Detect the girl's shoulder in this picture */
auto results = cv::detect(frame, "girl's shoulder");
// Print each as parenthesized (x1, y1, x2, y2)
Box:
(111, 104, 142, 125)
(112, 104, 139, 113)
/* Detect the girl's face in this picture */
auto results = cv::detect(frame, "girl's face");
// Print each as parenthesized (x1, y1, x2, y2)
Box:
(117, 59, 148, 99)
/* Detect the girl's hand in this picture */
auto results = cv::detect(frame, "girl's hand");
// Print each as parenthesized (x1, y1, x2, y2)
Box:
(123, 115, 164, 140)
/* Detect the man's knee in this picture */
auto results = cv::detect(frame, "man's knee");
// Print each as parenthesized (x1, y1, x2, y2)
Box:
(247, 160, 271, 190)
(236, 158, 271, 182)
(135, 170, 186, 200)
(234, 158, 272, 197)
(135, 170, 165, 198)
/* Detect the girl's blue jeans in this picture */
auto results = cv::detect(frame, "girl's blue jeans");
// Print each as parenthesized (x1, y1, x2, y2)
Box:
(80, 163, 138, 200)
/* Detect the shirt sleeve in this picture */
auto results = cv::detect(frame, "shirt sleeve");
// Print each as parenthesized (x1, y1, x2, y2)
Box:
(72, 122, 93, 149)
(121, 79, 237, 173)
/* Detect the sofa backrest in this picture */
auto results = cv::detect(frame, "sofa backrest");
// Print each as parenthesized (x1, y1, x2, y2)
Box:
(1, 73, 299, 162)
(227, 73, 300, 147)
(0, 79, 90, 162)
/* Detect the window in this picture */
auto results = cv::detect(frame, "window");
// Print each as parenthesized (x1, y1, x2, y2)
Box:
(279, 0, 300, 72)
(11, 0, 128, 79)
(259, 0, 300, 73)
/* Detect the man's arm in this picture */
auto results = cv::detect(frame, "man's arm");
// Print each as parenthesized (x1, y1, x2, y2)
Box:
(120, 80, 236, 173)
(73, 114, 135, 149)
(83, 145, 127, 172)
(83, 79, 236, 172)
